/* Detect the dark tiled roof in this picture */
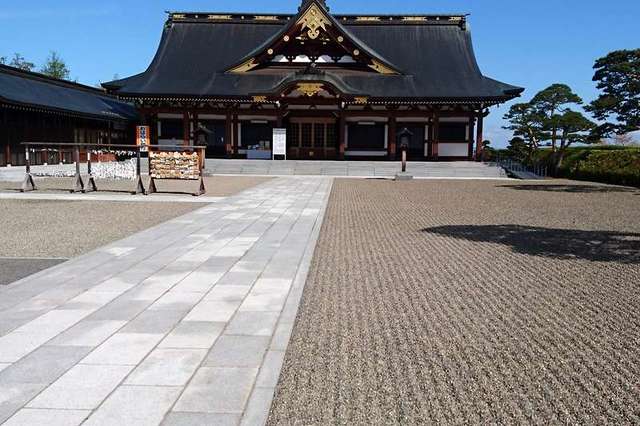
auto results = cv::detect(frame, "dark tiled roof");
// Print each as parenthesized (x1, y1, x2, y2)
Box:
(0, 65, 138, 120)
(104, 5, 523, 102)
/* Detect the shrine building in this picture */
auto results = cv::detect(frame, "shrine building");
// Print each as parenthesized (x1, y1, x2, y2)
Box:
(103, 0, 523, 161)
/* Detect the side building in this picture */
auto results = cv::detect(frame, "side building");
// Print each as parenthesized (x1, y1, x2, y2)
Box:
(0, 64, 138, 166)
(104, 0, 523, 161)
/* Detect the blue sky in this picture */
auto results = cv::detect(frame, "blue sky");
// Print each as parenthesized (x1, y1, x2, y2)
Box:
(1, 0, 638, 147)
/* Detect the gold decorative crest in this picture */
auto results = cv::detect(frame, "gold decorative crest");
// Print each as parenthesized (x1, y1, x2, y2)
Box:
(252, 95, 268, 103)
(229, 59, 258, 73)
(354, 96, 369, 104)
(297, 83, 324, 97)
(297, 4, 331, 40)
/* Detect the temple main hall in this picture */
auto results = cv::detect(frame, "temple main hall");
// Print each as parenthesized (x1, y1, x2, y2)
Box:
(104, 0, 523, 161)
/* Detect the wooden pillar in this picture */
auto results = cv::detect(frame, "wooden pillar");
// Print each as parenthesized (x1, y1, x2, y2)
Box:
(338, 113, 346, 160)
(225, 113, 233, 156)
(232, 114, 239, 156)
(475, 110, 484, 161)
(2, 108, 8, 166)
(388, 115, 397, 160)
(183, 111, 190, 146)
(432, 113, 440, 160)
(468, 116, 475, 159)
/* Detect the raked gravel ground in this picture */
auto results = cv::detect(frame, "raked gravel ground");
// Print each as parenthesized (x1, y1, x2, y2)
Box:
(268, 179, 640, 425)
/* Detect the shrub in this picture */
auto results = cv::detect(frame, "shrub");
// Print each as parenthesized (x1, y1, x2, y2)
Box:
(558, 147, 640, 187)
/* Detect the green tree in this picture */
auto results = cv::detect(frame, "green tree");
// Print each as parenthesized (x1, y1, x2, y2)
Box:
(2, 53, 35, 71)
(503, 103, 548, 161)
(586, 49, 640, 137)
(506, 137, 532, 163)
(40, 51, 70, 80)
(554, 110, 597, 170)
(0, 56, 6, 65)
(530, 84, 583, 152)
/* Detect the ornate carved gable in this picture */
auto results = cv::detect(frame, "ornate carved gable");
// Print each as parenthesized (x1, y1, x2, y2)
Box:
(227, 0, 401, 75)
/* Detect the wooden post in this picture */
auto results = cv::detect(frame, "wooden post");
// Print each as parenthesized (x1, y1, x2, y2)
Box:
(183, 111, 190, 146)
(225, 113, 233, 156)
(468, 116, 475, 159)
(388, 115, 397, 160)
(432, 113, 440, 159)
(232, 114, 239, 156)
(4, 144, 10, 167)
(476, 110, 484, 161)
(338, 114, 346, 160)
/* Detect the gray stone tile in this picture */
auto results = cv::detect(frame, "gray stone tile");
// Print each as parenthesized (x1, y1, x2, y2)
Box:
(125, 348, 207, 386)
(204, 286, 251, 302)
(85, 299, 150, 321)
(81, 333, 164, 366)
(84, 385, 182, 426)
(0, 345, 92, 385)
(49, 320, 127, 347)
(162, 412, 241, 426)
(3, 408, 90, 426)
(0, 364, 10, 373)
(215, 271, 260, 287)
(184, 300, 240, 322)
(270, 321, 295, 351)
(149, 291, 202, 311)
(26, 364, 133, 410)
(0, 333, 53, 363)
(13, 309, 92, 336)
(120, 310, 186, 334)
(255, 351, 285, 389)
(224, 312, 280, 337)
(203, 336, 270, 368)
(159, 322, 225, 350)
(173, 367, 258, 414)
(170, 270, 225, 294)
(240, 387, 276, 426)
(0, 383, 46, 424)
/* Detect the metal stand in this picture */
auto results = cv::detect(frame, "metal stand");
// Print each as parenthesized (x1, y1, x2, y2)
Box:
(195, 176, 206, 197)
(20, 147, 37, 192)
(71, 147, 85, 193)
(148, 177, 158, 194)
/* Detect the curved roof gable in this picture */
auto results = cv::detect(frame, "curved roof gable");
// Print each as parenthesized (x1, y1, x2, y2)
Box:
(226, 0, 401, 75)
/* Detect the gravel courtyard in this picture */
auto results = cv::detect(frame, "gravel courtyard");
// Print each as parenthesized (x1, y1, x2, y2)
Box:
(269, 179, 640, 424)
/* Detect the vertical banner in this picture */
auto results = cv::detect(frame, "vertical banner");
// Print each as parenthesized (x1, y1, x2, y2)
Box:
(136, 125, 151, 152)
(272, 128, 287, 160)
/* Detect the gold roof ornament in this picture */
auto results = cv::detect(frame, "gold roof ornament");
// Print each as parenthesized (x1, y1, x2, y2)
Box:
(354, 96, 369, 104)
(228, 59, 258, 73)
(368, 59, 398, 75)
(252, 95, 268, 103)
(297, 3, 331, 40)
(297, 83, 324, 97)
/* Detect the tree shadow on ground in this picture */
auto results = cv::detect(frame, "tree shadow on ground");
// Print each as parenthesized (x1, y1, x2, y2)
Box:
(498, 184, 638, 194)
(423, 225, 640, 263)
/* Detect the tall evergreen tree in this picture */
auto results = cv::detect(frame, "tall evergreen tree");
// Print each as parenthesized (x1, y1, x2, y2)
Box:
(554, 110, 597, 169)
(586, 49, 640, 137)
(503, 103, 548, 161)
(530, 84, 583, 152)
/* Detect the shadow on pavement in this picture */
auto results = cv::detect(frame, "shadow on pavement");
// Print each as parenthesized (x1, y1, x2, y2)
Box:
(498, 184, 638, 194)
(423, 224, 640, 263)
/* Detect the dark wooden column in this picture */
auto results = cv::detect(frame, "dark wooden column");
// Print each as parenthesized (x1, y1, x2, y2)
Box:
(432, 112, 440, 160)
(2, 108, 8, 166)
(387, 115, 397, 160)
(183, 111, 190, 146)
(475, 110, 484, 161)
(232, 113, 239, 156)
(468, 116, 475, 159)
(225, 113, 233, 156)
(338, 113, 346, 160)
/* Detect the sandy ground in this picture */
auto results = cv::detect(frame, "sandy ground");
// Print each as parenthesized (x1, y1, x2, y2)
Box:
(268, 179, 640, 424)
(0, 175, 272, 197)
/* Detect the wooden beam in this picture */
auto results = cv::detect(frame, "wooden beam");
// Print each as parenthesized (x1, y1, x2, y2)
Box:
(388, 115, 397, 160)
(432, 113, 440, 159)
(338, 113, 346, 160)
(232, 114, 239, 156)
(183, 111, 190, 146)
(225, 114, 233, 156)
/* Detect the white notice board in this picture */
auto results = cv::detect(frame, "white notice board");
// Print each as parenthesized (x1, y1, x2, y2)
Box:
(273, 128, 287, 160)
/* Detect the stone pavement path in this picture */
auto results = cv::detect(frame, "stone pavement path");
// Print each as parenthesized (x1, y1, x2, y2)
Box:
(0, 176, 332, 425)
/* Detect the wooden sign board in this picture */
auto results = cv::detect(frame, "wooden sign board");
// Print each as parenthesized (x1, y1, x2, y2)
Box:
(272, 128, 287, 160)
(136, 126, 150, 152)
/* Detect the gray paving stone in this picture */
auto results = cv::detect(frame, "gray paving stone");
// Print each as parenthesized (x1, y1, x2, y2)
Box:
(0, 333, 55, 363)
(184, 300, 241, 322)
(170, 270, 225, 293)
(204, 336, 270, 368)
(13, 309, 92, 337)
(149, 291, 203, 311)
(162, 412, 241, 426)
(255, 351, 286, 389)
(159, 321, 225, 350)
(270, 321, 295, 351)
(0, 383, 46, 424)
(85, 299, 150, 321)
(225, 312, 280, 337)
(0, 364, 10, 373)
(27, 364, 133, 410)
(3, 408, 90, 426)
(125, 348, 207, 386)
(215, 270, 261, 287)
(120, 310, 186, 334)
(204, 285, 252, 302)
(0, 345, 92, 385)
(81, 333, 164, 366)
(240, 387, 276, 426)
(84, 385, 182, 426)
(48, 320, 127, 347)
(173, 367, 258, 414)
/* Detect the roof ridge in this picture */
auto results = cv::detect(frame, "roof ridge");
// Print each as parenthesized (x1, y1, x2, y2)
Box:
(0, 64, 116, 98)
